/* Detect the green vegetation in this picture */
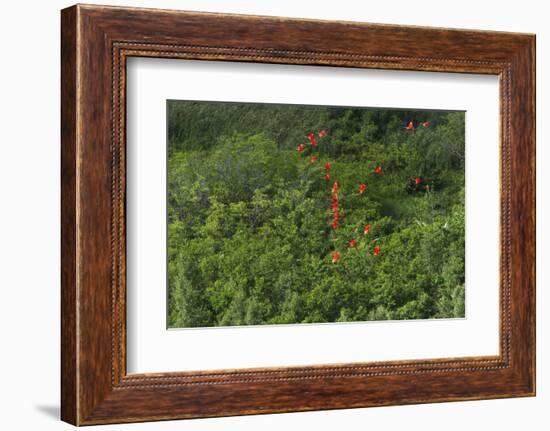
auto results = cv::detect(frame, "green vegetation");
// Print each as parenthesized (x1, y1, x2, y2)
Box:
(167, 101, 465, 328)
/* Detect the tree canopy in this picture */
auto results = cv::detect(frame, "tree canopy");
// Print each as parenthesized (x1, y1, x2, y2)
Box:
(167, 101, 465, 328)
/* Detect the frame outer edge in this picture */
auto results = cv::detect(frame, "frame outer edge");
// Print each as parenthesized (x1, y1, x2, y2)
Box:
(526, 35, 536, 395)
(523, 34, 536, 395)
(61, 4, 80, 426)
(506, 35, 536, 395)
(531, 34, 536, 396)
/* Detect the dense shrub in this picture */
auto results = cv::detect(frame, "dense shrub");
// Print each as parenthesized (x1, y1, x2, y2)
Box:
(167, 102, 465, 328)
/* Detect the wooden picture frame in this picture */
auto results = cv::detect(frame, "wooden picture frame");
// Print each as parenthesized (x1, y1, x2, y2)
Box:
(61, 4, 535, 425)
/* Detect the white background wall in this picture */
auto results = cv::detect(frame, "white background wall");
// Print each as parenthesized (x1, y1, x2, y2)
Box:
(0, 0, 546, 429)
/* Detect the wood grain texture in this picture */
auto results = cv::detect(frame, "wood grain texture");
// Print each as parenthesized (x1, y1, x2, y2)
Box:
(60, 4, 536, 425)
(60, 5, 78, 425)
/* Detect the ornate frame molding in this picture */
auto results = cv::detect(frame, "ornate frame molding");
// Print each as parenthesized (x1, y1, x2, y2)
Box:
(61, 5, 535, 425)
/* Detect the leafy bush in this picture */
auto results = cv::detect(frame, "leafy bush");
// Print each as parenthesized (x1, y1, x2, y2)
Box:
(167, 102, 465, 327)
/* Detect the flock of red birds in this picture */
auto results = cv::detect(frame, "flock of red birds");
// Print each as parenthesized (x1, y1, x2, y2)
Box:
(297, 120, 428, 264)
(406, 121, 429, 130)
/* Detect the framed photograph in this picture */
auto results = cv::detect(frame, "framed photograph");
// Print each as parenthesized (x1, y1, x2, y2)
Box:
(61, 4, 535, 425)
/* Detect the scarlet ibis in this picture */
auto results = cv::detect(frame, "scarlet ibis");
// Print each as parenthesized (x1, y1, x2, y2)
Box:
(363, 224, 372, 234)
(374, 245, 380, 256)
(325, 161, 331, 171)
(374, 166, 382, 174)
(405, 121, 414, 130)
(331, 182, 338, 193)
(331, 203, 339, 211)
(420, 121, 429, 127)
(331, 220, 339, 230)
(298, 143, 304, 153)
(332, 211, 340, 220)
(310, 155, 318, 163)
(332, 194, 338, 203)
(331, 252, 341, 263)
(348, 239, 357, 248)
(415, 177, 422, 184)
(319, 130, 328, 138)
(359, 183, 367, 194)
(324, 173, 330, 180)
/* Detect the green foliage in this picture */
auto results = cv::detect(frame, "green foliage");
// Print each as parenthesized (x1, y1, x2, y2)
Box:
(167, 101, 465, 328)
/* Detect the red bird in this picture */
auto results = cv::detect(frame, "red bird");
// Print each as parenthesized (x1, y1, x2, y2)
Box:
(348, 239, 357, 248)
(331, 252, 341, 263)
(420, 121, 429, 127)
(325, 161, 331, 171)
(415, 177, 422, 184)
(307, 133, 316, 146)
(298, 143, 304, 153)
(374, 166, 382, 174)
(331, 220, 339, 230)
(405, 121, 414, 130)
(373, 245, 380, 256)
(307, 133, 314, 140)
(331, 182, 339, 193)
(331, 203, 339, 211)
(332, 211, 340, 220)
(363, 224, 372, 234)
(332, 194, 338, 203)
(319, 129, 328, 138)
(310, 155, 318, 163)
(324, 173, 330, 180)
(359, 183, 367, 194)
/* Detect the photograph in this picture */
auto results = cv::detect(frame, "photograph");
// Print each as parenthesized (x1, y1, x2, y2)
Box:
(52, 3, 536, 425)
(167, 101, 466, 328)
